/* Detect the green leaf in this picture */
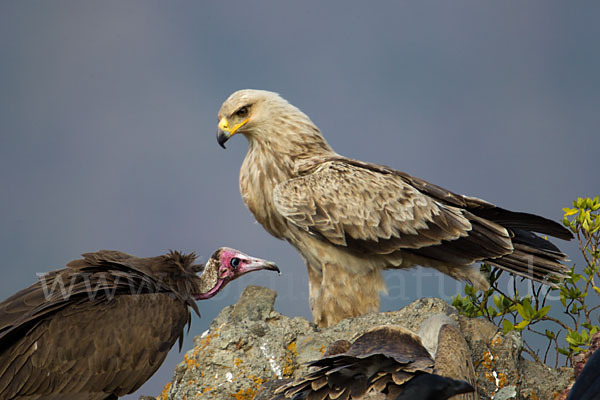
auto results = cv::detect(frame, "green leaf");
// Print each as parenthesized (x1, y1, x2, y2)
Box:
(515, 320, 529, 331)
(566, 335, 579, 345)
(493, 295, 501, 309)
(558, 347, 570, 356)
(523, 298, 534, 317)
(563, 207, 579, 216)
(583, 219, 590, 232)
(517, 304, 527, 319)
(502, 320, 514, 333)
(537, 305, 551, 318)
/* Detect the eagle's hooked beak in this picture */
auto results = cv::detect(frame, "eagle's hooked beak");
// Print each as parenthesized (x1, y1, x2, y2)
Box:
(217, 117, 249, 149)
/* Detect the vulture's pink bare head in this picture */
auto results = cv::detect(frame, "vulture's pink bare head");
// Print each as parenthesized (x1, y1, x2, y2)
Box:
(193, 247, 279, 300)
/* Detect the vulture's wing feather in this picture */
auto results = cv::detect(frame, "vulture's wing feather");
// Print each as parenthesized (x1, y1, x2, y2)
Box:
(274, 160, 512, 261)
(0, 293, 189, 399)
(0, 250, 185, 356)
(393, 373, 475, 400)
(346, 326, 432, 363)
(272, 326, 439, 399)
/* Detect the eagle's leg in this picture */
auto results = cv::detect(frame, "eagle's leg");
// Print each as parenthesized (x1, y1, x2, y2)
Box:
(309, 262, 385, 328)
(306, 263, 322, 315)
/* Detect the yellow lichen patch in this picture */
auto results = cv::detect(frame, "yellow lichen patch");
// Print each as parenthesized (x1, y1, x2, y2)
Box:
(287, 341, 298, 356)
(157, 381, 171, 400)
(252, 376, 265, 387)
(319, 345, 327, 355)
(491, 335, 503, 346)
(230, 375, 267, 400)
(496, 372, 509, 388)
(478, 346, 511, 394)
(198, 332, 220, 351)
(282, 363, 294, 377)
(480, 350, 494, 370)
(300, 336, 312, 345)
(281, 340, 298, 377)
(522, 389, 540, 400)
(234, 357, 243, 367)
(202, 386, 215, 394)
(232, 387, 258, 400)
(183, 352, 202, 370)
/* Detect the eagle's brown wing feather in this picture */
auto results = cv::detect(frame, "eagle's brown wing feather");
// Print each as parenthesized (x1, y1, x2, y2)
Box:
(335, 156, 572, 241)
(274, 160, 512, 263)
(275, 158, 569, 285)
(275, 161, 471, 246)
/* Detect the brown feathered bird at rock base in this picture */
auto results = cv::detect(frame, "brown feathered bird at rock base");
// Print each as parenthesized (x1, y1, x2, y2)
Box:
(271, 325, 475, 400)
(0, 247, 279, 400)
(216, 89, 573, 328)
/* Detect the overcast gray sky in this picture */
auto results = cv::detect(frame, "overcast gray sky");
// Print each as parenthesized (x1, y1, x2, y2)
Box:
(1, 1, 599, 398)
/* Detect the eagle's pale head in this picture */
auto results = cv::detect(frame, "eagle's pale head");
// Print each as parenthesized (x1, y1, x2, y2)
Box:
(216, 89, 288, 148)
(216, 89, 331, 155)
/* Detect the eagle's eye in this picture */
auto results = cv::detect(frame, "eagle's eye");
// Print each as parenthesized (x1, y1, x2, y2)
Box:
(235, 106, 248, 118)
(230, 257, 241, 269)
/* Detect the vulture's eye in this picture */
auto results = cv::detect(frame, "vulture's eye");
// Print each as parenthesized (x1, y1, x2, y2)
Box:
(230, 257, 241, 269)
(235, 106, 248, 117)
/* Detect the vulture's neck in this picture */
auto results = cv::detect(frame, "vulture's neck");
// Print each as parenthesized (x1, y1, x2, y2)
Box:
(240, 118, 335, 239)
(195, 259, 219, 296)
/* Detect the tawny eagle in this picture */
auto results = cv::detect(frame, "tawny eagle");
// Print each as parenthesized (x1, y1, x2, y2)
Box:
(216, 89, 572, 328)
(0, 247, 279, 400)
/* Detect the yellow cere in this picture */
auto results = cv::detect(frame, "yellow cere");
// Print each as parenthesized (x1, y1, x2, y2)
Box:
(218, 118, 230, 131)
(219, 118, 249, 135)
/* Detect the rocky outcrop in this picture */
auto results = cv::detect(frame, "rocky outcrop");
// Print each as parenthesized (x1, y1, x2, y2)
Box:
(155, 286, 572, 400)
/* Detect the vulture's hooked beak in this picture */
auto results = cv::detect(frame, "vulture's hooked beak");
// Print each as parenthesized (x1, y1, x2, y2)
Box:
(216, 117, 248, 149)
(238, 257, 280, 276)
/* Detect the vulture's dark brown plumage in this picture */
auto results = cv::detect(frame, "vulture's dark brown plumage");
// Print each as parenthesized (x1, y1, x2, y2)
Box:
(272, 325, 475, 400)
(0, 247, 279, 400)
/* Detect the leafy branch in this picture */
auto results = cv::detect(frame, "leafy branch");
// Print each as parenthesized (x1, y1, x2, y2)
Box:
(453, 196, 600, 367)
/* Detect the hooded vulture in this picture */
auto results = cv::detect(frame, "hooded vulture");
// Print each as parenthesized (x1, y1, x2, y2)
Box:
(0, 247, 279, 400)
(216, 89, 573, 327)
(271, 324, 475, 400)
